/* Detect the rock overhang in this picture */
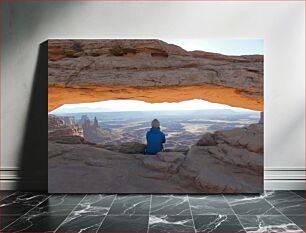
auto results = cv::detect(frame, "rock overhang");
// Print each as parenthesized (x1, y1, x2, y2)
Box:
(48, 39, 263, 112)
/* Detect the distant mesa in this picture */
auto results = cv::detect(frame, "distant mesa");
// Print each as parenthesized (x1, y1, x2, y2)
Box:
(48, 39, 263, 112)
(63, 116, 76, 126)
(48, 114, 85, 144)
(48, 114, 113, 144)
(93, 117, 99, 129)
(78, 115, 91, 129)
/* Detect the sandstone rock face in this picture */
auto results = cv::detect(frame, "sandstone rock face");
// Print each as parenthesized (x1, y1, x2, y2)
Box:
(63, 116, 76, 126)
(158, 151, 186, 162)
(215, 123, 263, 153)
(76, 114, 117, 144)
(48, 115, 84, 142)
(48, 142, 74, 159)
(55, 135, 85, 144)
(48, 114, 65, 128)
(196, 133, 216, 146)
(93, 117, 99, 129)
(142, 156, 175, 173)
(180, 123, 263, 193)
(78, 115, 91, 129)
(49, 122, 263, 193)
(119, 142, 147, 154)
(96, 142, 147, 154)
(48, 111, 263, 193)
(164, 145, 190, 154)
(48, 39, 263, 111)
(48, 142, 198, 193)
(141, 152, 185, 174)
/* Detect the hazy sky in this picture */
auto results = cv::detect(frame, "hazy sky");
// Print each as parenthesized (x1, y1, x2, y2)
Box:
(163, 38, 264, 55)
(51, 39, 263, 114)
(51, 99, 255, 114)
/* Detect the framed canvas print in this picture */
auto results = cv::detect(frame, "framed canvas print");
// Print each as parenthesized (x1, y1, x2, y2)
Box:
(48, 39, 263, 193)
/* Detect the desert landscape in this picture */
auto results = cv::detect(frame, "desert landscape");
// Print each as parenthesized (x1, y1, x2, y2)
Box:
(48, 39, 263, 193)
(48, 110, 263, 193)
(51, 109, 260, 150)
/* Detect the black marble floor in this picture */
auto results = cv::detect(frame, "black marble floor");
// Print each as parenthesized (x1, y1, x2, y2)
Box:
(0, 191, 304, 232)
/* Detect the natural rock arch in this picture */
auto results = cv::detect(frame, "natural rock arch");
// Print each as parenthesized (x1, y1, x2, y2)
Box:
(48, 39, 263, 112)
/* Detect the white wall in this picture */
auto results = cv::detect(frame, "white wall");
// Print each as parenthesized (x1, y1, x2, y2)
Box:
(1, 1, 304, 190)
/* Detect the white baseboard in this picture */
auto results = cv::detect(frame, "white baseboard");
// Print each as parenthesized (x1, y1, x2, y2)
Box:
(0, 167, 305, 191)
(264, 180, 305, 190)
(264, 167, 305, 190)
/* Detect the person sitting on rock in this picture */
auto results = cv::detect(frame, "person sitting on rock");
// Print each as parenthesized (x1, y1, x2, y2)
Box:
(146, 119, 166, 155)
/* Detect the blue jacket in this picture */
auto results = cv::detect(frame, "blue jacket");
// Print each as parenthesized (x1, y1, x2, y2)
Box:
(146, 127, 166, 155)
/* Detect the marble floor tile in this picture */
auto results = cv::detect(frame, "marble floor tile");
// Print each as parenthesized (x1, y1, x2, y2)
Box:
(108, 195, 150, 215)
(224, 194, 281, 215)
(224, 193, 264, 202)
(1, 213, 67, 232)
(54, 195, 115, 232)
(47, 194, 85, 205)
(151, 195, 191, 216)
(0, 215, 23, 231)
(148, 215, 195, 232)
(264, 191, 304, 215)
(55, 213, 105, 232)
(73, 194, 116, 215)
(0, 192, 49, 216)
(1, 194, 85, 232)
(238, 215, 303, 233)
(0, 191, 304, 232)
(98, 215, 149, 232)
(265, 190, 304, 200)
(291, 191, 305, 199)
(188, 195, 234, 215)
(285, 215, 305, 230)
(29, 203, 80, 216)
(15, 194, 84, 218)
(0, 191, 16, 201)
(193, 215, 245, 232)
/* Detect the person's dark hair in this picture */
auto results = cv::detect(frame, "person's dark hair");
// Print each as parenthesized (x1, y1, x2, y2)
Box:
(151, 119, 160, 128)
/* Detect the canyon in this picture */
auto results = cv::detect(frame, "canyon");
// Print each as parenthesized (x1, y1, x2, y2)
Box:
(48, 114, 263, 193)
(48, 39, 264, 193)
